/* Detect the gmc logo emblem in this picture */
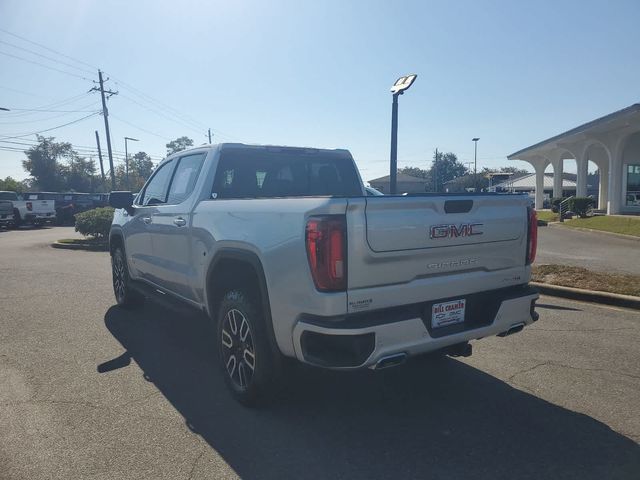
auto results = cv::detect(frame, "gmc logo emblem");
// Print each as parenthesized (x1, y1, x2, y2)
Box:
(430, 223, 483, 239)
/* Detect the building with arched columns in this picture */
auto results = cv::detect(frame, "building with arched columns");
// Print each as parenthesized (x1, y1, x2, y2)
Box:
(508, 104, 640, 214)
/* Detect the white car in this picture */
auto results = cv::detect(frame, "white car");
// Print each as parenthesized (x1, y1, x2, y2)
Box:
(0, 191, 56, 227)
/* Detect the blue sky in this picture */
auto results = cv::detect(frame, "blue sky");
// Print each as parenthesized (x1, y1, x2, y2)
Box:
(1, 0, 638, 183)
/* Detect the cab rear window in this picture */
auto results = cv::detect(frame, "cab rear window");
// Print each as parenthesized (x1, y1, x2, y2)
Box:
(212, 149, 361, 198)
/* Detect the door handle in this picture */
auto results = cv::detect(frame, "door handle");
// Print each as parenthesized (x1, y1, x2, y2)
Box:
(142, 216, 152, 224)
(173, 217, 187, 227)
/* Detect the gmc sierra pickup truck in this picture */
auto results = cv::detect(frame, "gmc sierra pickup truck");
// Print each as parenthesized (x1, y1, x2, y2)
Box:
(109, 143, 539, 405)
(0, 191, 56, 227)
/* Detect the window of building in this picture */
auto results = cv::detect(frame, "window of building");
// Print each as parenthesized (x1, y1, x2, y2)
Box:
(626, 164, 640, 207)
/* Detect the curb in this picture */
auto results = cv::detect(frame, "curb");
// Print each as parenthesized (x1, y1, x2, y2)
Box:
(51, 241, 108, 252)
(547, 222, 640, 242)
(531, 282, 640, 310)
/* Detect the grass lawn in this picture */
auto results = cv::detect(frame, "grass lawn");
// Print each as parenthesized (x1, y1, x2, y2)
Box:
(536, 210, 558, 223)
(563, 215, 640, 237)
(532, 264, 640, 297)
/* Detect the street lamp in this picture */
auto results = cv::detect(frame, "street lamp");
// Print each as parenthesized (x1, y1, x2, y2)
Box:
(389, 74, 417, 194)
(124, 136, 139, 190)
(472, 137, 480, 190)
(0, 107, 10, 111)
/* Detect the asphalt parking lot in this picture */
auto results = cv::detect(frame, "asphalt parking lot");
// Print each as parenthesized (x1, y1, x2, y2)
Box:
(1, 227, 639, 480)
(537, 225, 640, 275)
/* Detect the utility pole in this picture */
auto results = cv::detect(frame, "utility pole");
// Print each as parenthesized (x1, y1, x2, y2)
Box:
(208, 128, 213, 144)
(434, 148, 438, 193)
(95, 130, 106, 185)
(90, 70, 117, 190)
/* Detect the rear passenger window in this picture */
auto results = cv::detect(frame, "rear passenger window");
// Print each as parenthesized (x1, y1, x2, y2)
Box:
(212, 149, 361, 198)
(167, 153, 206, 204)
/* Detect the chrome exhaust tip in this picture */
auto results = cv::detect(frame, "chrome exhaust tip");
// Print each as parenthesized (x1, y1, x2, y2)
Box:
(374, 353, 407, 370)
(498, 322, 526, 337)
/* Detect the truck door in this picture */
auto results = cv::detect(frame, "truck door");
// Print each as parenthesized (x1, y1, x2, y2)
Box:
(125, 159, 176, 282)
(146, 152, 206, 300)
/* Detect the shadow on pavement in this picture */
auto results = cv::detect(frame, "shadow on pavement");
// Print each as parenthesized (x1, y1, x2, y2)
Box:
(102, 301, 640, 480)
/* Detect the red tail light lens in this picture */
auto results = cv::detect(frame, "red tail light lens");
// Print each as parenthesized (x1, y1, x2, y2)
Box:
(26, 201, 33, 211)
(306, 215, 347, 292)
(527, 208, 538, 265)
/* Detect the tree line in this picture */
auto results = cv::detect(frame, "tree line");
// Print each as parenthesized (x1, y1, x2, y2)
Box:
(0, 135, 197, 193)
(397, 150, 530, 192)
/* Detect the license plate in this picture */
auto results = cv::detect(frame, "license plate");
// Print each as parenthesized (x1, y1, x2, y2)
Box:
(431, 299, 466, 328)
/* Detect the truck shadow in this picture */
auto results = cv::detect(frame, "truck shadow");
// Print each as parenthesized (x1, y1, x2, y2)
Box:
(102, 302, 640, 480)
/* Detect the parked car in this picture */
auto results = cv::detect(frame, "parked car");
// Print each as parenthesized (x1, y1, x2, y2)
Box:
(0, 191, 56, 227)
(0, 199, 14, 228)
(30, 192, 95, 225)
(109, 143, 539, 405)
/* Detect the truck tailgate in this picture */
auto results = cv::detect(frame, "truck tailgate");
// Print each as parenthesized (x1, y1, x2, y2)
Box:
(346, 195, 530, 310)
(30, 199, 54, 214)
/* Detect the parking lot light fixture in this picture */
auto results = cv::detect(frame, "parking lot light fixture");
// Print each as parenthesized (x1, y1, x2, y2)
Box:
(389, 74, 417, 195)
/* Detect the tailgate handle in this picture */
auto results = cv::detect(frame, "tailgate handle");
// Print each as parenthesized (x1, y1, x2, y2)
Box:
(444, 200, 473, 214)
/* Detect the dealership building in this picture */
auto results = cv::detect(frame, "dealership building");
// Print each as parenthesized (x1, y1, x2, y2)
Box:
(508, 103, 640, 214)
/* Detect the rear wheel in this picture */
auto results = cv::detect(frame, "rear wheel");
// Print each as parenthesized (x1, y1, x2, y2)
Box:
(217, 289, 280, 406)
(111, 247, 143, 308)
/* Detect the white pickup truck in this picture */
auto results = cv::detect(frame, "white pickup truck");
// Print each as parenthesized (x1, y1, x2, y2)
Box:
(109, 143, 539, 405)
(0, 191, 56, 227)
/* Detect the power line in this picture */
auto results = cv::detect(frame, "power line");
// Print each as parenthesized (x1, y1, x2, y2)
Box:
(0, 27, 97, 71)
(109, 113, 171, 140)
(0, 39, 95, 75)
(0, 104, 102, 125)
(0, 138, 163, 160)
(0, 50, 90, 80)
(0, 112, 100, 139)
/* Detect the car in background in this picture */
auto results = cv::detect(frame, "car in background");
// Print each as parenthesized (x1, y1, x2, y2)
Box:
(0, 191, 56, 227)
(30, 192, 96, 225)
(0, 198, 14, 228)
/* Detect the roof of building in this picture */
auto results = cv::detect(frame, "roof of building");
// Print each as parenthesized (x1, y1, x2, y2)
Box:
(369, 173, 429, 183)
(508, 103, 640, 159)
(493, 173, 578, 190)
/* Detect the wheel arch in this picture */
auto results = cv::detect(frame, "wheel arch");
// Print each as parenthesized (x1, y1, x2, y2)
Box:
(205, 248, 279, 353)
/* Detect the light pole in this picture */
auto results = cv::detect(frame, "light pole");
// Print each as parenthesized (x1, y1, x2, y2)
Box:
(124, 136, 139, 190)
(0, 107, 10, 111)
(389, 74, 417, 194)
(472, 137, 480, 190)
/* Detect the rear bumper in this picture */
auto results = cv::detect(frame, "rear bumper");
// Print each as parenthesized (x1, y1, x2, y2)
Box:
(24, 213, 56, 223)
(292, 285, 539, 369)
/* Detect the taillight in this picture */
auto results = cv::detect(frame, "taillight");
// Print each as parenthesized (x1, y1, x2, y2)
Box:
(526, 208, 538, 265)
(26, 201, 33, 211)
(305, 215, 347, 292)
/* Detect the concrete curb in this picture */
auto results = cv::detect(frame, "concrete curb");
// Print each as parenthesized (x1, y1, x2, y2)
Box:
(531, 282, 640, 310)
(547, 222, 640, 242)
(51, 241, 108, 252)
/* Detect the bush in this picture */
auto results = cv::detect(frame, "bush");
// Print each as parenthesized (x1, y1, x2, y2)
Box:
(567, 197, 595, 218)
(74, 207, 114, 239)
(550, 197, 563, 213)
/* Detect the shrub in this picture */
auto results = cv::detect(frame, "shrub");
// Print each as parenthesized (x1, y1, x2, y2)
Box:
(550, 197, 563, 213)
(567, 197, 595, 218)
(74, 207, 114, 239)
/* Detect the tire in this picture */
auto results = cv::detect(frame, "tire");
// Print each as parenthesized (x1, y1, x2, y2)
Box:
(111, 247, 143, 309)
(217, 289, 280, 406)
(12, 210, 21, 229)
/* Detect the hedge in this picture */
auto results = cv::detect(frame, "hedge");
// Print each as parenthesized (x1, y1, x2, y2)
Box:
(74, 207, 114, 239)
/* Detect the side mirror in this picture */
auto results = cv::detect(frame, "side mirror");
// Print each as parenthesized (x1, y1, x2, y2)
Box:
(109, 191, 134, 215)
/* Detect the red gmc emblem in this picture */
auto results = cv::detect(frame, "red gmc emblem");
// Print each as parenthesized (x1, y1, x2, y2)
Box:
(430, 223, 483, 239)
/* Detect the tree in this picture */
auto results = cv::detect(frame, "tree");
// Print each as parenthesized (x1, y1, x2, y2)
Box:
(430, 151, 467, 192)
(126, 152, 155, 191)
(0, 176, 26, 193)
(64, 156, 97, 192)
(398, 166, 429, 179)
(22, 135, 75, 191)
(166, 136, 193, 155)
